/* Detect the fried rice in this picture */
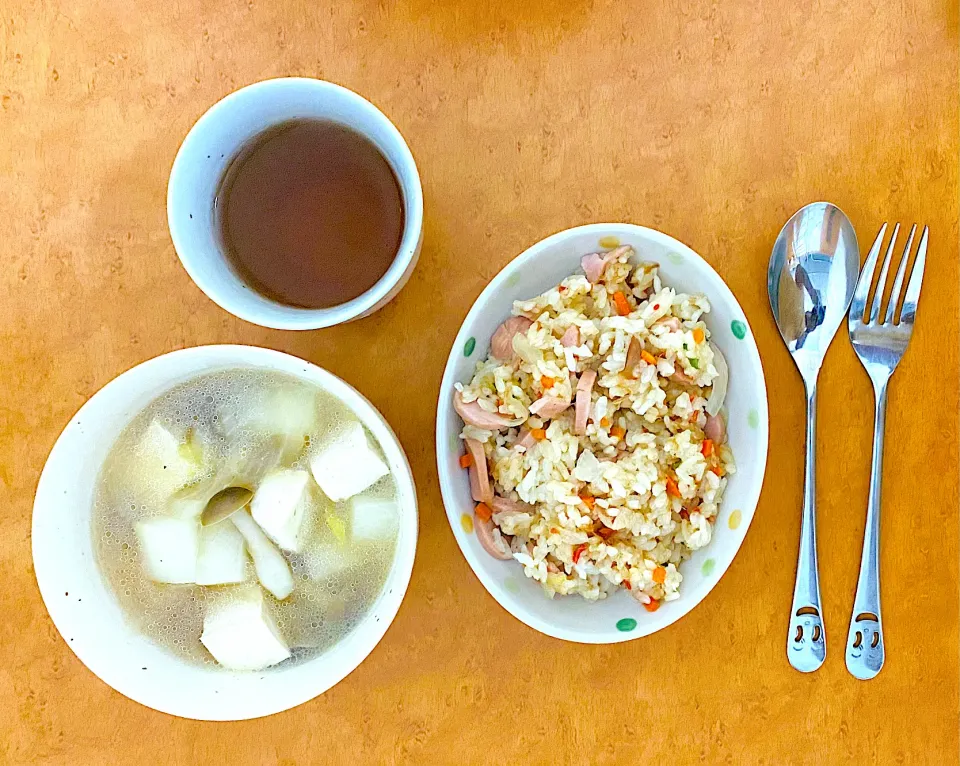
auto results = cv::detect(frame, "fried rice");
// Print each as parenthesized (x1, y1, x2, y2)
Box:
(454, 245, 734, 609)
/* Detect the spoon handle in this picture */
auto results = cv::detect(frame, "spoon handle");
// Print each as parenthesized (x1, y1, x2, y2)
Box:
(844, 379, 887, 679)
(787, 385, 826, 672)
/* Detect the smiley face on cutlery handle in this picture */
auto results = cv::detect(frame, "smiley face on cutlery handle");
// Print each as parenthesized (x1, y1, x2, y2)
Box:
(791, 606, 824, 653)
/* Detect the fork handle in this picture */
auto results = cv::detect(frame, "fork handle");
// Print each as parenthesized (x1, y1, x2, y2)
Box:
(845, 379, 888, 679)
(787, 384, 826, 672)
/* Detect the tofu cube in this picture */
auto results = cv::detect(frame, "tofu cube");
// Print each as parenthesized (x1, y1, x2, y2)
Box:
(250, 469, 310, 552)
(142, 419, 203, 487)
(309, 422, 389, 502)
(261, 384, 317, 429)
(226, 385, 319, 464)
(196, 521, 247, 586)
(200, 588, 290, 671)
(349, 495, 399, 542)
(134, 517, 199, 584)
(167, 493, 206, 521)
(125, 420, 205, 503)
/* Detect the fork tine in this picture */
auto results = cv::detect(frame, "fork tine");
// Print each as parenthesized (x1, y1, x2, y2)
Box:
(898, 225, 928, 325)
(883, 224, 915, 324)
(868, 223, 900, 323)
(849, 223, 887, 325)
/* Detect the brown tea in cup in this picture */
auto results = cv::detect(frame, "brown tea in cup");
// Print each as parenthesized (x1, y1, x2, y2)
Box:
(216, 119, 404, 309)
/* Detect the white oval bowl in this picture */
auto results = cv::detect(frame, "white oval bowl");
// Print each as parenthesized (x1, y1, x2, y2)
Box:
(33, 345, 418, 720)
(436, 223, 768, 643)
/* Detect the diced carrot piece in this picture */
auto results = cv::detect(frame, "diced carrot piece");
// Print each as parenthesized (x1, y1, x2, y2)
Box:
(459, 453, 473, 469)
(611, 425, 626, 439)
(600, 417, 610, 428)
(665, 476, 681, 498)
(640, 350, 656, 365)
(541, 376, 555, 389)
(653, 566, 666, 584)
(623, 580, 632, 590)
(579, 494, 596, 509)
(613, 291, 631, 316)
(711, 465, 725, 477)
(474, 502, 492, 522)
(573, 544, 587, 564)
(701, 439, 714, 458)
(531, 428, 547, 441)
(693, 328, 705, 344)
(644, 598, 661, 613)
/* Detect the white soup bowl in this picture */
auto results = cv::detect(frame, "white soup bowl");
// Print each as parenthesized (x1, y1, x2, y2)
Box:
(33, 345, 418, 720)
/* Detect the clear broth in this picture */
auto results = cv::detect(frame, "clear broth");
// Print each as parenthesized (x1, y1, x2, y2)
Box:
(92, 369, 398, 668)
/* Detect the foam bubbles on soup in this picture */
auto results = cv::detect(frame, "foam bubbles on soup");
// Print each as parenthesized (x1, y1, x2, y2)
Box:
(92, 369, 399, 669)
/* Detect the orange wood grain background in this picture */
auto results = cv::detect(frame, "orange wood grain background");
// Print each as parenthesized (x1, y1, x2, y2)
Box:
(2, 1, 957, 763)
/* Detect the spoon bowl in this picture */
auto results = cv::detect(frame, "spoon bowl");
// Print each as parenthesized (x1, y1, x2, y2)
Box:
(769, 202, 860, 381)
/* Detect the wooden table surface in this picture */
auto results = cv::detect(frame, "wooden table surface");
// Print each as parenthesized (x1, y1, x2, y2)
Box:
(2, 1, 957, 763)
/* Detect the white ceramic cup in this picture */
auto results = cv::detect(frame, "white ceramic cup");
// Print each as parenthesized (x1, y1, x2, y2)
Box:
(33, 346, 419, 720)
(167, 78, 424, 330)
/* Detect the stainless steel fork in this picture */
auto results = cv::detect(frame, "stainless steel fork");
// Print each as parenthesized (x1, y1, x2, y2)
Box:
(846, 222, 928, 680)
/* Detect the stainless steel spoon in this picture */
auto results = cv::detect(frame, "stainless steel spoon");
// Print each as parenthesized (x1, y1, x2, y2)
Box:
(768, 202, 859, 673)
